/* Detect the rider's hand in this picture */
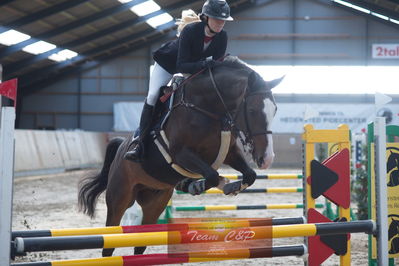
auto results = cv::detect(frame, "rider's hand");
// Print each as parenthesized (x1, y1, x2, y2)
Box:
(203, 58, 218, 68)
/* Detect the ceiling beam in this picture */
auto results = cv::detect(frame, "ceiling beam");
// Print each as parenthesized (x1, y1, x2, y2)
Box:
(0, 0, 90, 34)
(20, 30, 176, 96)
(344, 0, 399, 21)
(0, 0, 148, 58)
(16, 0, 254, 93)
(386, 0, 399, 6)
(0, 0, 15, 8)
(3, 0, 203, 77)
(315, 0, 399, 28)
(17, 21, 177, 90)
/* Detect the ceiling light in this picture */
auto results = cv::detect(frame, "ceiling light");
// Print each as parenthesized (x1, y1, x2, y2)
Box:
(146, 13, 173, 28)
(371, 12, 389, 21)
(333, 0, 370, 14)
(390, 18, 399, 25)
(48, 49, 78, 62)
(0, 29, 30, 46)
(22, 41, 56, 55)
(130, 0, 160, 17)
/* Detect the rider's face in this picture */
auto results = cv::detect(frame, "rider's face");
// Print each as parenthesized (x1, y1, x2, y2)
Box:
(207, 17, 226, 33)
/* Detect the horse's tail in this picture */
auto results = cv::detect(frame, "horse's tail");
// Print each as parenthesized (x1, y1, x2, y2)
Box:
(78, 137, 124, 218)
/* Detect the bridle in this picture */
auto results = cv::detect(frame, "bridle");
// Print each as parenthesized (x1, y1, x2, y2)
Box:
(172, 67, 273, 148)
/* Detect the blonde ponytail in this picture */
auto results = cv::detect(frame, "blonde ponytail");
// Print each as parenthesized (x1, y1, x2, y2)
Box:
(175, 9, 201, 36)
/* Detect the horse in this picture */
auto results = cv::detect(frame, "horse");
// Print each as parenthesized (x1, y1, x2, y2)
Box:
(388, 214, 399, 254)
(78, 56, 282, 257)
(387, 148, 399, 187)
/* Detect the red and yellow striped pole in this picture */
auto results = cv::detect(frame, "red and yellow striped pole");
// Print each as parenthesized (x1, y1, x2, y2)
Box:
(14, 220, 374, 254)
(12, 217, 305, 239)
(12, 245, 306, 266)
(176, 187, 303, 194)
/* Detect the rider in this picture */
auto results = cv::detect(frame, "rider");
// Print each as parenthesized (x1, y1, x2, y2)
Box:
(124, 0, 233, 162)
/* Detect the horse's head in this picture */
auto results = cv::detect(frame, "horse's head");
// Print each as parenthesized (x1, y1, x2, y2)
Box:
(216, 56, 283, 169)
(238, 71, 282, 169)
(387, 149, 399, 173)
(388, 215, 399, 241)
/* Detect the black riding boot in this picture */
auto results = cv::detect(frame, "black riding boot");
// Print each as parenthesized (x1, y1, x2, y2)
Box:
(124, 102, 154, 162)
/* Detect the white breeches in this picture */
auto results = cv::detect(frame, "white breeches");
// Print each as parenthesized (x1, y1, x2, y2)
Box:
(146, 62, 173, 106)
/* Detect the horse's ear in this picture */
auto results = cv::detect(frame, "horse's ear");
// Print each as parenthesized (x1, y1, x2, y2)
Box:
(265, 75, 285, 90)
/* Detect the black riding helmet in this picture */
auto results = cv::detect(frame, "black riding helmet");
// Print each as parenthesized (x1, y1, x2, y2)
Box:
(200, 0, 233, 21)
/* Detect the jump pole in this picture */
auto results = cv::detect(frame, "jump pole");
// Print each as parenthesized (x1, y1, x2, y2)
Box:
(12, 216, 306, 239)
(374, 117, 389, 265)
(11, 245, 307, 266)
(0, 76, 17, 266)
(174, 203, 324, 212)
(222, 174, 302, 180)
(176, 187, 303, 194)
(13, 220, 375, 254)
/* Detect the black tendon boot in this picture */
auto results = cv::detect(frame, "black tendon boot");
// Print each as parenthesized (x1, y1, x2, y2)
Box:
(124, 102, 154, 162)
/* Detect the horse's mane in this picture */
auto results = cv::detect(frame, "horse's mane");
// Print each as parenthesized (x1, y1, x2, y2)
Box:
(220, 56, 268, 93)
(220, 55, 253, 72)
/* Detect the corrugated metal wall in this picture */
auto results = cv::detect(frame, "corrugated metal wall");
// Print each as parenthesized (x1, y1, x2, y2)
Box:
(228, 0, 399, 66)
(19, 0, 399, 131)
(19, 50, 151, 131)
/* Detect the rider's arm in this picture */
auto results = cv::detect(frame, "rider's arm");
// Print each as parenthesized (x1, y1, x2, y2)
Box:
(176, 25, 205, 74)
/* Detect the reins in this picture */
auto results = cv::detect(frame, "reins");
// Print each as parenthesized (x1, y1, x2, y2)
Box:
(169, 59, 273, 150)
(160, 54, 230, 103)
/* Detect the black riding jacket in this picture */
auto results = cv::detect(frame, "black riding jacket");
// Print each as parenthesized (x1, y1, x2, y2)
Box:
(153, 21, 227, 74)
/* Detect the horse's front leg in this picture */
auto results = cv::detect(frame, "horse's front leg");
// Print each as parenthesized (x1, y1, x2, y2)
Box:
(174, 147, 220, 195)
(223, 145, 257, 195)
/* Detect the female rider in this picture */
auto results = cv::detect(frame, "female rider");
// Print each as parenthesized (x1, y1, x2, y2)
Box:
(125, 0, 233, 162)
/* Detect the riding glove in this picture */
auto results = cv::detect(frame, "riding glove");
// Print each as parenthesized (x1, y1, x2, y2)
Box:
(203, 58, 218, 68)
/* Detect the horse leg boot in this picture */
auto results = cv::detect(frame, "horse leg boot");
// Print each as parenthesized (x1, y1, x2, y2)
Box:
(174, 147, 220, 195)
(124, 101, 154, 162)
(223, 146, 257, 195)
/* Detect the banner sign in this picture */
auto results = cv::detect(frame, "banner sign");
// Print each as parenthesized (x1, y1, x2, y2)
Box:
(372, 44, 399, 59)
(371, 143, 399, 259)
(272, 103, 399, 133)
(114, 102, 399, 133)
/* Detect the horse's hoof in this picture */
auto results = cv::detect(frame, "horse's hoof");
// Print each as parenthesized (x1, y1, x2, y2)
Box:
(216, 176, 229, 190)
(188, 180, 206, 195)
(223, 181, 248, 195)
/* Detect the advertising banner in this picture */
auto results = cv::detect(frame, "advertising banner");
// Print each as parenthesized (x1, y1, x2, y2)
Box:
(273, 103, 398, 133)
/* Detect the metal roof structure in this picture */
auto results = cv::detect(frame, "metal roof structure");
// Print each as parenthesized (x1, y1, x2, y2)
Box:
(0, 0, 398, 96)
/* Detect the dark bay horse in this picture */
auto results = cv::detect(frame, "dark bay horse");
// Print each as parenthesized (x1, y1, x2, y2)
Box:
(387, 148, 399, 187)
(78, 56, 282, 256)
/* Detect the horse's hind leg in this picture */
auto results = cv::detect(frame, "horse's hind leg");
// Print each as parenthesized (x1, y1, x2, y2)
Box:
(102, 180, 136, 257)
(134, 188, 174, 255)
